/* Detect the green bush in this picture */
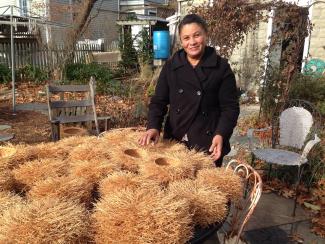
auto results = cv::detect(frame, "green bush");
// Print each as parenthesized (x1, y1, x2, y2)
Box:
(289, 74, 325, 116)
(17, 64, 49, 84)
(65, 63, 124, 95)
(0, 64, 11, 83)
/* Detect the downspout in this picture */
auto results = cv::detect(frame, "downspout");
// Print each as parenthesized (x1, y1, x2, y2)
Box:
(301, 0, 314, 72)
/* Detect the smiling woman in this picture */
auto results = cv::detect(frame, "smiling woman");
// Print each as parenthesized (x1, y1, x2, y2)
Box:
(139, 14, 240, 167)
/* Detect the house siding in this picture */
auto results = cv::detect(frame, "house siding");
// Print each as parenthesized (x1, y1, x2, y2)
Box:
(309, 2, 325, 60)
(83, 0, 120, 46)
(180, 0, 325, 91)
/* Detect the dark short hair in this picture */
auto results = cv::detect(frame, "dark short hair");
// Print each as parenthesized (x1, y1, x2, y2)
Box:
(178, 14, 208, 35)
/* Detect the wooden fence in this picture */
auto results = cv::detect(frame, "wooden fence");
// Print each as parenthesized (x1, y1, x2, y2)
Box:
(0, 41, 119, 70)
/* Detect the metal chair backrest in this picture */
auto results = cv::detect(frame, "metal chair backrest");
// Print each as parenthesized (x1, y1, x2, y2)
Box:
(224, 160, 263, 244)
(279, 106, 313, 149)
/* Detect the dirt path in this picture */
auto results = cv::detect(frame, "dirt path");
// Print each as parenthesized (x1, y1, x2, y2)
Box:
(0, 102, 51, 145)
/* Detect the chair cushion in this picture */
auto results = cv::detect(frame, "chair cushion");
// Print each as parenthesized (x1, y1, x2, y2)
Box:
(252, 148, 307, 166)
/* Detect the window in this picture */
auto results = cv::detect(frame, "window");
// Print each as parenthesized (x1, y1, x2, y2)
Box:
(20, 0, 28, 16)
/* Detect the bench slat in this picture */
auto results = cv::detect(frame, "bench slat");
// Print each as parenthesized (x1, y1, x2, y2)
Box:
(48, 85, 90, 93)
(53, 115, 95, 124)
(50, 100, 93, 108)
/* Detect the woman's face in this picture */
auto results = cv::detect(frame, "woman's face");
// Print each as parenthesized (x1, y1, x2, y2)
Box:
(180, 23, 207, 59)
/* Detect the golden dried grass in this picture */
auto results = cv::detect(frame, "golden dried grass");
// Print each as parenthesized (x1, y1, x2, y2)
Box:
(68, 139, 111, 162)
(197, 168, 243, 202)
(146, 141, 214, 170)
(109, 145, 149, 173)
(5, 142, 73, 169)
(12, 158, 69, 190)
(139, 150, 198, 185)
(100, 127, 145, 147)
(99, 172, 142, 197)
(0, 168, 15, 192)
(68, 159, 120, 185)
(169, 179, 228, 227)
(0, 191, 23, 214)
(27, 175, 94, 206)
(92, 187, 193, 244)
(0, 146, 16, 160)
(0, 197, 90, 244)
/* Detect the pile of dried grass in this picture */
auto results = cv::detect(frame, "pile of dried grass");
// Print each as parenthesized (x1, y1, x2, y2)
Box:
(0, 146, 16, 160)
(197, 168, 243, 202)
(68, 139, 111, 162)
(27, 175, 94, 205)
(109, 145, 149, 173)
(99, 172, 142, 197)
(147, 141, 214, 170)
(0, 166, 15, 192)
(0, 191, 23, 214)
(169, 179, 228, 227)
(68, 159, 120, 185)
(4, 143, 70, 169)
(12, 158, 69, 190)
(0, 197, 89, 243)
(139, 150, 200, 185)
(100, 127, 145, 147)
(92, 187, 193, 244)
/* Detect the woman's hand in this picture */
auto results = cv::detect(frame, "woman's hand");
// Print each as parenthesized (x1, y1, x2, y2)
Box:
(138, 129, 160, 146)
(209, 135, 223, 160)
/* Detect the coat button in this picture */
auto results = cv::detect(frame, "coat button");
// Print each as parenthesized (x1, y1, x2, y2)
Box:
(202, 111, 207, 116)
(178, 89, 184, 94)
(206, 130, 212, 136)
(176, 108, 181, 114)
(196, 90, 202, 96)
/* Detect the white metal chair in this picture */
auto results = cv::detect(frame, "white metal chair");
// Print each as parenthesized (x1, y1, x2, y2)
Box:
(220, 160, 263, 244)
(248, 99, 322, 216)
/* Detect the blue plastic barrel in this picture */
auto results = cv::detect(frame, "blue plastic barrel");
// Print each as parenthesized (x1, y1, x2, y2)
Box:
(153, 31, 170, 59)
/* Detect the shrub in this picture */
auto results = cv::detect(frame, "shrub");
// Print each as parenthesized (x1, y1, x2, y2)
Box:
(65, 63, 123, 95)
(17, 65, 49, 84)
(0, 64, 11, 83)
(289, 74, 325, 116)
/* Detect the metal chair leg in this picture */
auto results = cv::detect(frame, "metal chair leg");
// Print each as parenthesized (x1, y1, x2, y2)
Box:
(293, 165, 304, 217)
(267, 164, 273, 181)
(250, 153, 256, 167)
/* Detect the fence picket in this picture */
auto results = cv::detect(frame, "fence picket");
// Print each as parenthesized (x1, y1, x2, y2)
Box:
(0, 41, 119, 71)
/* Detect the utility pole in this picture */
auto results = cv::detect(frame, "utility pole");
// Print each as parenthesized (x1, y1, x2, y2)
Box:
(10, 5, 16, 113)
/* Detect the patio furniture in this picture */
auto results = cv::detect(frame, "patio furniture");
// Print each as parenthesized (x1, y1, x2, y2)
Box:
(219, 159, 263, 244)
(248, 99, 322, 216)
(46, 77, 110, 141)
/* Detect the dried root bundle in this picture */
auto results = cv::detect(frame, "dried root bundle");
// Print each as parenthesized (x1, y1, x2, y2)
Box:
(109, 145, 149, 173)
(68, 159, 120, 185)
(27, 175, 94, 206)
(4, 143, 69, 169)
(0, 146, 16, 161)
(99, 172, 142, 197)
(169, 179, 228, 227)
(68, 139, 111, 162)
(197, 168, 243, 202)
(0, 191, 23, 215)
(0, 197, 89, 244)
(100, 127, 145, 147)
(12, 158, 68, 190)
(139, 150, 199, 185)
(93, 187, 193, 244)
(0, 167, 15, 192)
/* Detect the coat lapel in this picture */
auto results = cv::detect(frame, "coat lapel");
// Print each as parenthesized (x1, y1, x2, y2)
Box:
(171, 47, 220, 90)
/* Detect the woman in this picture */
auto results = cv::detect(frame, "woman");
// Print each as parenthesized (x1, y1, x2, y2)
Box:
(139, 14, 239, 167)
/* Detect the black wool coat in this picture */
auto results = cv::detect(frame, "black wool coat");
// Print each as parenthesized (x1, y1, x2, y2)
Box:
(147, 46, 240, 155)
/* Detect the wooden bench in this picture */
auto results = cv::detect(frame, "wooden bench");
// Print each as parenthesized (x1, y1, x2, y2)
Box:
(46, 77, 110, 141)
